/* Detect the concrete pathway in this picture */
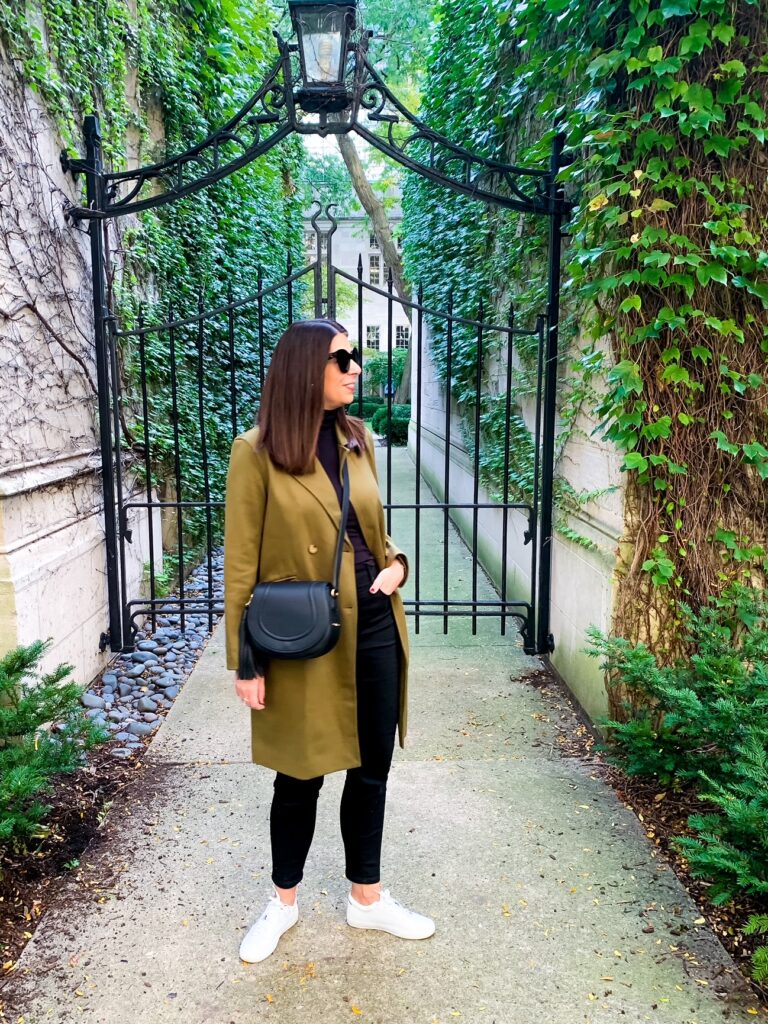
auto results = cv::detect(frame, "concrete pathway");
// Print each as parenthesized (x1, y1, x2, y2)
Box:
(7, 450, 755, 1023)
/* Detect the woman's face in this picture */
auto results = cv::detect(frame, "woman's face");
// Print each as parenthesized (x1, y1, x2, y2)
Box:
(323, 332, 361, 410)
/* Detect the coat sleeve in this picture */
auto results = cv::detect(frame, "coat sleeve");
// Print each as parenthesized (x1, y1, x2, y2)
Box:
(363, 429, 409, 588)
(223, 438, 267, 671)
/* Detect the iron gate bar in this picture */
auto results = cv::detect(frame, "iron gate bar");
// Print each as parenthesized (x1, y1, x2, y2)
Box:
(500, 303, 514, 637)
(414, 283, 424, 634)
(196, 289, 215, 635)
(106, 312, 131, 651)
(137, 310, 158, 633)
(386, 267, 393, 535)
(536, 134, 567, 655)
(80, 117, 121, 651)
(529, 314, 546, 641)
(443, 290, 453, 636)
(472, 299, 483, 635)
(168, 302, 187, 635)
(227, 287, 238, 441)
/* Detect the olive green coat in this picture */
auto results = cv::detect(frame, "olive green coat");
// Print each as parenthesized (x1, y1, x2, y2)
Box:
(223, 424, 409, 779)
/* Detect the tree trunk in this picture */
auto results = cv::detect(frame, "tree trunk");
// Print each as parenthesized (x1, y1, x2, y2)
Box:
(335, 133, 412, 404)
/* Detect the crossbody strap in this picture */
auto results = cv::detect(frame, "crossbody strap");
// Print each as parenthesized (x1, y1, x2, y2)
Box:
(331, 461, 350, 595)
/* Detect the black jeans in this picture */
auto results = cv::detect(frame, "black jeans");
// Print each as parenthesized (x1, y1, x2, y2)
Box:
(270, 561, 401, 888)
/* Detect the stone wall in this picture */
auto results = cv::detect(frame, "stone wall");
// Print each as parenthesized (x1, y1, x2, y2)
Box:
(409, 319, 623, 724)
(0, 44, 160, 685)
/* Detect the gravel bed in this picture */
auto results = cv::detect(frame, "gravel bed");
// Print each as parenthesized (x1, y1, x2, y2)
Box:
(79, 549, 224, 756)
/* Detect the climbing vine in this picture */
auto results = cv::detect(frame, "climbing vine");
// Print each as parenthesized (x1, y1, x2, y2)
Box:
(1, 0, 306, 552)
(403, 0, 768, 657)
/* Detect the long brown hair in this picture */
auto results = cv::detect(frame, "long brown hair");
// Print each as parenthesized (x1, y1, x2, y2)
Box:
(257, 319, 367, 474)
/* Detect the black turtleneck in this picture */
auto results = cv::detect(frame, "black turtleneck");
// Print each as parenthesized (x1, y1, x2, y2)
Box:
(317, 411, 375, 566)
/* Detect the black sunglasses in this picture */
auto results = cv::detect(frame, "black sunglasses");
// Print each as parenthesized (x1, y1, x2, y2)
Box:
(327, 347, 361, 373)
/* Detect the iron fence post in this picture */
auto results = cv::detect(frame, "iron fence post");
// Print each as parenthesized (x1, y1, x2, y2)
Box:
(536, 131, 566, 656)
(83, 115, 123, 652)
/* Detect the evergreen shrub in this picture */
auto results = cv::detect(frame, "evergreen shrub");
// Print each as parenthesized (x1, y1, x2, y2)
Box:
(587, 585, 768, 789)
(588, 585, 768, 979)
(348, 398, 384, 419)
(371, 405, 411, 446)
(0, 641, 107, 848)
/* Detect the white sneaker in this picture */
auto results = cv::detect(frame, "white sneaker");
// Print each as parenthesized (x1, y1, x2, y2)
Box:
(346, 889, 435, 939)
(239, 892, 299, 963)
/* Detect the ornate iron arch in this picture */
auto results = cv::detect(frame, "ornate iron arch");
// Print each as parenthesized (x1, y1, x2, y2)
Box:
(62, 32, 570, 223)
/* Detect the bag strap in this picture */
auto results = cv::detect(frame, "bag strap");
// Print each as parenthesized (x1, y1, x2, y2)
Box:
(331, 461, 350, 595)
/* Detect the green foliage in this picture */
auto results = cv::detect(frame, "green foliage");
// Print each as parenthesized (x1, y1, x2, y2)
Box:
(298, 153, 359, 216)
(673, 728, 768, 905)
(362, 349, 408, 395)
(0, 642, 107, 848)
(348, 397, 385, 419)
(589, 583, 768, 972)
(404, 0, 768, 637)
(1, 1, 305, 551)
(743, 915, 768, 984)
(587, 584, 768, 787)
(371, 404, 411, 446)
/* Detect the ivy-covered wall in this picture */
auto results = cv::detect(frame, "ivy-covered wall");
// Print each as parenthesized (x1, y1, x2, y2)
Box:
(0, 0, 304, 679)
(403, 0, 768, 688)
(2, 0, 305, 540)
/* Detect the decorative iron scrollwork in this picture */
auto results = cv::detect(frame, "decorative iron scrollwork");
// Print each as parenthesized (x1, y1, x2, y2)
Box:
(65, 28, 568, 221)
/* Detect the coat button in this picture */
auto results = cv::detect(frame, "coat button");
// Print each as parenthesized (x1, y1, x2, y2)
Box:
(308, 544, 318, 554)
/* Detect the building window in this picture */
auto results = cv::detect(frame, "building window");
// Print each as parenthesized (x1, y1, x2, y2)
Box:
(319, 234, 328, 254)
(369, 232, 379, 249)
(303, 231, 315, 252)
(369, 254, 381, 285)
(366, 325, 381, 350)
(395, 326, 410, 349)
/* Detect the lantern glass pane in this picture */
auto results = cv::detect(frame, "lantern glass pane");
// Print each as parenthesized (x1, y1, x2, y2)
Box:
(298, 6, 347, 84)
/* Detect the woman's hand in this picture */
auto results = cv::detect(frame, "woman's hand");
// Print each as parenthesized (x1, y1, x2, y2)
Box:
(235, 672, 266, 710)
(369, 559, 406, 596)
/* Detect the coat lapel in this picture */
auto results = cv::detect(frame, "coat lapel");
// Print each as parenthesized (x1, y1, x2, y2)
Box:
(289, 461, 341, 532)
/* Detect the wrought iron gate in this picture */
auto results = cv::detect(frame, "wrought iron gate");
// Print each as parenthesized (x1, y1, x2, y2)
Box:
(63, 21, 571, 658)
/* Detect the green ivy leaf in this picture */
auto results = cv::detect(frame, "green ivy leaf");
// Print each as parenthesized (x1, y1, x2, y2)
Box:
(624, 452, 649, 473)
(710, 431, 740, 455)
(660, 0, 694, 14)
(696, 264, 728, 286)
(619, 295, 642, 313)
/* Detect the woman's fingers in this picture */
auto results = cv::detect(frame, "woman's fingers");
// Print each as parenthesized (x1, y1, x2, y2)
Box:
(370, 566, 399, 596)
(234, 675, 266, 710)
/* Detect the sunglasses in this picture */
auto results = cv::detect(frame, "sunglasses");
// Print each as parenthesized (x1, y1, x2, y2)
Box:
(327, 347, 361, 373)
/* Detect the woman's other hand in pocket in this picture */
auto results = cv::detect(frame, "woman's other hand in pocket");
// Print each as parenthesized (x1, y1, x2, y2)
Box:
(369, 559, 406, 595)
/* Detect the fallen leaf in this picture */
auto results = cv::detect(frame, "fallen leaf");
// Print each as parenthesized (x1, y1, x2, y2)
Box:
(693, 917, 705, 925)
(265, 993, 274, 1003)
(351, 1007, 363, 1016)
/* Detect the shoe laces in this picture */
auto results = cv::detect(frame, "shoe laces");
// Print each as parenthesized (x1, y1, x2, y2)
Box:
(261, 893, 294, 921)
(379, 889, 418, 916)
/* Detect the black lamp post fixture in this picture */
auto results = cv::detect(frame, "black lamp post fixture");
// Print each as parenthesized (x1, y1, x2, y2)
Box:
(288, 0, 357, 113)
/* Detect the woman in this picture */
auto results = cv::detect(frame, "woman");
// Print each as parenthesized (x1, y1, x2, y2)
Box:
(223, 319, 434, 963)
